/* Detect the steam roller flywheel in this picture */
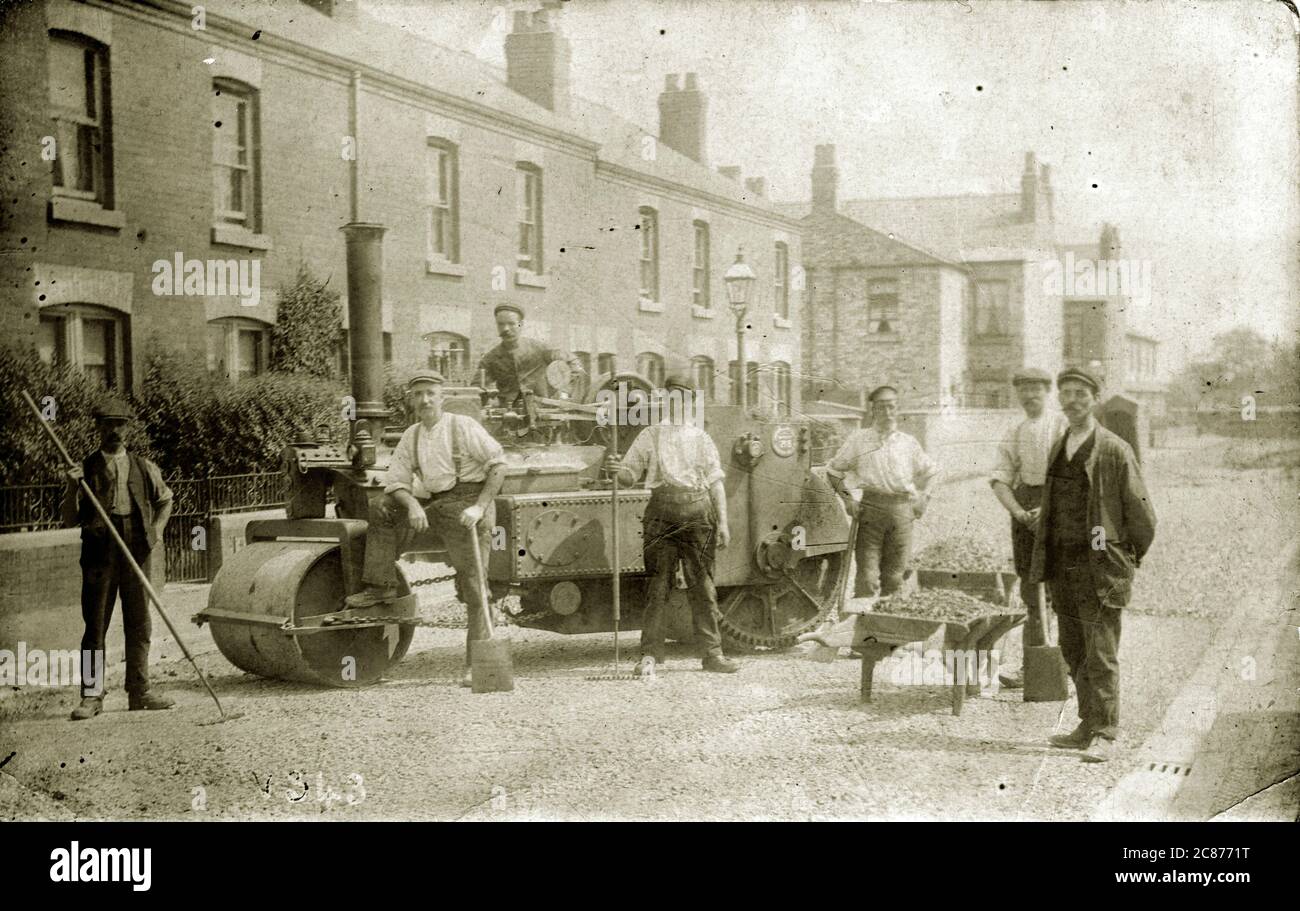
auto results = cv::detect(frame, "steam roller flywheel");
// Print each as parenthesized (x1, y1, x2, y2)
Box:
(205, 540, 414, 687)
(718, 549, 847, 651)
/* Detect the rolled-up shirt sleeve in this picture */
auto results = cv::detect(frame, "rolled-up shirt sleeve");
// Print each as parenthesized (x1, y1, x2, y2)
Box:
(826, 431, 859, 480)
(989, 429, 1017, 488)
(701, 437, 725, 487)
(621, 428, 653, 483)
(459, 416, 507, 472)
(383, 426, 418, 495)
(912, 439, 939, 484)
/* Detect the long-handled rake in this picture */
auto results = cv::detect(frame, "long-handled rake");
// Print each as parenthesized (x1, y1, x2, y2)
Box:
(21, 390, 240, 723)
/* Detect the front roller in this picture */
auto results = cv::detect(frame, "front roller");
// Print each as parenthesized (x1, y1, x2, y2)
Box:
(198, 520, 414, 687)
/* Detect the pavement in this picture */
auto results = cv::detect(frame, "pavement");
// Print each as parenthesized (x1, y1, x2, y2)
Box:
(2, 428, 1297, 821)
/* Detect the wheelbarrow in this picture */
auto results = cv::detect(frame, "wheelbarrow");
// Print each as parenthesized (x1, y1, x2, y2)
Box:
(799, 607, 1025, 715)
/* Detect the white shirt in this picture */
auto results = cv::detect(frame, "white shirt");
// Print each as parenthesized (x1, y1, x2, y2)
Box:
(990, 411, 1069, 488)
(827, 427, 938, 496)
(383, 413, 506, 498)
(1065, 422, 1096, 460)
(622, 421, 726, 491)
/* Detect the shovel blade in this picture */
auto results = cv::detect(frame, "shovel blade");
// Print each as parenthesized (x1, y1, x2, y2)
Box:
(1023, 645, 1069, 702)
(470, 636, 515, 693)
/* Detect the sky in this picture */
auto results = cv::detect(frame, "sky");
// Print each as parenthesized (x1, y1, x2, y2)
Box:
(362, 0, 1299, 371)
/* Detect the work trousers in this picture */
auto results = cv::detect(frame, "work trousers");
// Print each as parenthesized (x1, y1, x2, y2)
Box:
(1050, 555, 1122, 739)
(640, 490, 723, 661)
(1010, 483, 1045, 647)
(853, 493, 915, 598)
(362, 488, 493, 666)
(80, 513, 152, 698)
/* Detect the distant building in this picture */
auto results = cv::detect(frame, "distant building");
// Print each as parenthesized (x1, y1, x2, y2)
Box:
(782, 146, 1163, 413)
(1, 0, 801, 415)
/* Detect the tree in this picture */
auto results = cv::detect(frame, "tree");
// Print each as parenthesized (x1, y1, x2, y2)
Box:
(270, 262, 343, 379)
(1168, 327, 1299, 409)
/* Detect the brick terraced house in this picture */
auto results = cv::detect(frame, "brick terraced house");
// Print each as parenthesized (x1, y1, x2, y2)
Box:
(0, 0, 802, 413)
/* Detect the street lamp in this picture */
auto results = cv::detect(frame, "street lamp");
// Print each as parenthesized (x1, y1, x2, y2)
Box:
(724, 248, 757, 410)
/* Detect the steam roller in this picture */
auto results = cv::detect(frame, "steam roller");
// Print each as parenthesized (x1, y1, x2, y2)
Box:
(194, 222, 854, 687)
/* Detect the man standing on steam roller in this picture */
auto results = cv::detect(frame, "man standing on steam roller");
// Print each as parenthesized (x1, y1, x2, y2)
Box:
(605, 370, 740, 677)
(477, 303, 587, 402)
(345, 371, 508, 688)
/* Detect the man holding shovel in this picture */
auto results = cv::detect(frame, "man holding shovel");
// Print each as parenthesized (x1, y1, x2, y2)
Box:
(989, 368, 1068, 689)
(605, 371, 739, 677)
(345, 371, 507, 687)
(61, 398, 175, 719)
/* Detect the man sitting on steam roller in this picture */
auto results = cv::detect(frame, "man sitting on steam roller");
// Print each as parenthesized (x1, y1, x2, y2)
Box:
(477, 303, 587, 404)
(605, 370, 741, 676)
(345, 371, 508, 688)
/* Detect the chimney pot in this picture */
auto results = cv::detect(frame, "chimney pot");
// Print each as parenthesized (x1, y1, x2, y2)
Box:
(717, 165, 741, 181)
(812, 143, 838, 212)
(512, 11, 530, 32)
(684, 72, 699, 91)
(532, 9, 549, 30)
(745, 176, 766, 197)
(659, 73, 707, 163)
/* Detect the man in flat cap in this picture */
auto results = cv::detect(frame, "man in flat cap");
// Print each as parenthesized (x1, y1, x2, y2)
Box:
(477, 303, 586, 403)
(989, 368, 1069, 688)
(61, 398, 174, 719)
(827, 385, 939, 600)
(346, 371, 508, 687)
(1031, 368, 1156, 761)
(606, 370, 739, 675)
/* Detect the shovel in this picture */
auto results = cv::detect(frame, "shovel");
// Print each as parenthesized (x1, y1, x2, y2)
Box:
(1023, 583, 1069, 702)
(468, 520, 513, 693)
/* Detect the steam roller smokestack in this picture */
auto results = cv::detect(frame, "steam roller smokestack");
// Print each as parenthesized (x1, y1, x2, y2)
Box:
(341, 222, 390, 447)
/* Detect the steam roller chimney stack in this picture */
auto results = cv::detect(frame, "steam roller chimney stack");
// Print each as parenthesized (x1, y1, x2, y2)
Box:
(341, 222, 390, 458)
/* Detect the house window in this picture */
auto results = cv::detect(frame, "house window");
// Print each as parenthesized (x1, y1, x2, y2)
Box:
(729, 360, 760, 406)
(49, 32, 111, 205)
(868, 278, 899, 334)
(774, 242, 790, 320)
(426, 332, 469, 383)
(207, 318, 269, 380)
(691, 355, 716, 402)
(974, 281, 1010, 338)
(426, 140, 459, 263)
(772, 361, 792, 418)
(1063, 301, 1105, 363)
(636, 352, 665, 389)
(517, 163, 543, 273)
(597, 353, 617, 378)
(639, 207, 659, 301)
(692, 221, 710, 308)
(212, 80, 259, 228)
(38, 305, 128, 390)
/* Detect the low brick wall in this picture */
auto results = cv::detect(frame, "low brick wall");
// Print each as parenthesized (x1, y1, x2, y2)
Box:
(0, 528, 166, 653)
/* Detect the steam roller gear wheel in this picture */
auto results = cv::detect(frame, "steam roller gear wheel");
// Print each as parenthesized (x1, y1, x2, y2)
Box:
(718, 550, 846, 651)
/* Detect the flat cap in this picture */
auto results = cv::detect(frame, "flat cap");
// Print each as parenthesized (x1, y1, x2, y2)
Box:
(867, 384, 899, 402)
(406, 370, 445, 389)
(493, 303, 525, 320)
(1012, 367, 1053, 387)
(662, 370, 696, 393)
(92, 397, 134, 421)
(1056, 367, 1101, 394)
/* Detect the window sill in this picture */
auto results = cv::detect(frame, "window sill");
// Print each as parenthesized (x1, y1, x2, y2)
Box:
(426, 259, 466, 277)
(638, 298, 664, 313)
(691, 305, 715, 319)
(49, 196, 126, 230)
(773, 316, 793, 329)
(212, 224, 273, 250)
(515, 268, 548, 289)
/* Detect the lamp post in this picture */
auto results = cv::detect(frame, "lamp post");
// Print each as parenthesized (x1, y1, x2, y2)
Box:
(724, 248, 757, 410)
